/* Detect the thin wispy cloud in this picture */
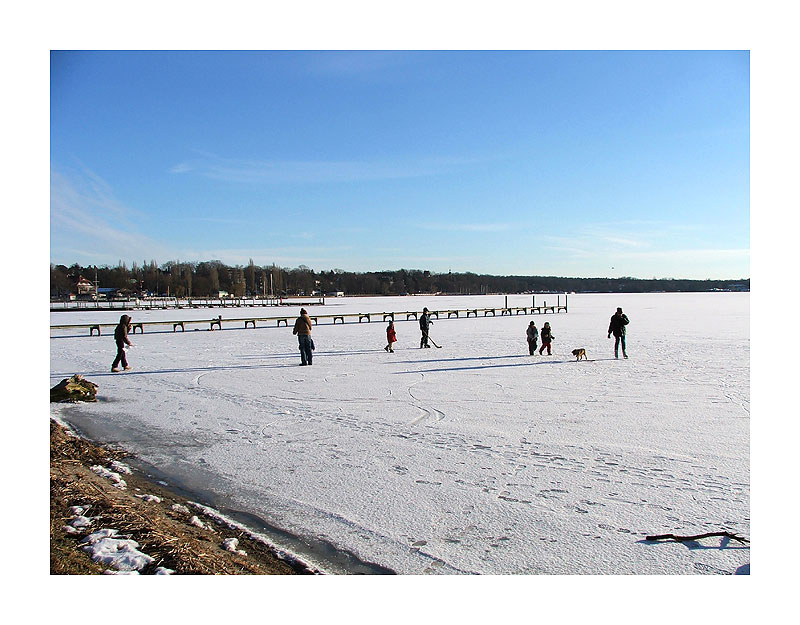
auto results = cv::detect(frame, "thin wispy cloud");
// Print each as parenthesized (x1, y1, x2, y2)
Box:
(169, 153, 484, 185)
(543, 221, 715, 256)
(540, 220, 749, 276)
(419, 222, 513, 233)
(614, 248, 750, 262)
(51, 167, 170, 264)
(174, 216, 251, 225)
(290, 232, 316, 240)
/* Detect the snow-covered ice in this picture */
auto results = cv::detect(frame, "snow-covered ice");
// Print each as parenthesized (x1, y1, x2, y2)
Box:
(50, 292, 749, 574)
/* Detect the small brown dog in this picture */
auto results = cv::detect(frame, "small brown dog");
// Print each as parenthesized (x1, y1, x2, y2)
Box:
(571, 348, 587, 361)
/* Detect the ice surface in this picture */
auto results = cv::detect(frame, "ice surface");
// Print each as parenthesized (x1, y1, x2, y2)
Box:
(50, 293, 749, 574)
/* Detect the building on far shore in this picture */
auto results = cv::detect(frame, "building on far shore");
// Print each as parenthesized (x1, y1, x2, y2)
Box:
(75, 275, 95, 299)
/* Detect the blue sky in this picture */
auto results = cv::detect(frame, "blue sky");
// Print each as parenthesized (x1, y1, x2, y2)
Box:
(50, 50, 749, 279)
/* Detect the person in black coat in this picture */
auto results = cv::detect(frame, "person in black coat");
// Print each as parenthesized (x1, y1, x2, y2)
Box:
(607, 307, 630, 358)
(111, 314, 133, 372)
(538, 322, 554, 355)
(419, 307, 433, 348)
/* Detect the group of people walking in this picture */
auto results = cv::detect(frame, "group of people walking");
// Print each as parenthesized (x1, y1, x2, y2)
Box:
(522, 306, 629, 358)
(525, 320, 554, 355)
(111, 306, 630, 370)
(383, 305, 628, 361)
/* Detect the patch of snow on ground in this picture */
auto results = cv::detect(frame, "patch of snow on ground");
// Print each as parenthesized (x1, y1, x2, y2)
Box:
(63, 515, 93, 535)
(90, 465, 126, 489)
(80, 529, 154, 572)
(110, 460, 132, 475)
(222, 537, 247, 555)
(135, 493, 162, 503)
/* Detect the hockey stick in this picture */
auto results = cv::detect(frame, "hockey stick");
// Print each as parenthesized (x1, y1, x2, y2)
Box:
(428, 337, 442, 348)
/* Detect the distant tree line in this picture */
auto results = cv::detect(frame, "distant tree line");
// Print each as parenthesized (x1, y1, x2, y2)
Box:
(50, 260, 750, 298)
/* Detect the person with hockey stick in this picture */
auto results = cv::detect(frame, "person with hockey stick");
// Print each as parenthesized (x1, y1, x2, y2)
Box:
(526, 320, 539, 355)
(607, 306, 630, 358)
(111, 314, 133, 372)
(385, 320, 397, 352)
(538, 321, 554, 355)
(292, 308, 314, 365)
(419, 307, 433, 348)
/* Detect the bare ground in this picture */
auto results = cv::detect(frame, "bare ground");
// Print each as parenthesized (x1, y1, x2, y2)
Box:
(50, 419, 306, 575)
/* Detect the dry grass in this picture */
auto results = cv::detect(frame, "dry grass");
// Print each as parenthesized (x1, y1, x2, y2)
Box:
(50, 420, 304, 575)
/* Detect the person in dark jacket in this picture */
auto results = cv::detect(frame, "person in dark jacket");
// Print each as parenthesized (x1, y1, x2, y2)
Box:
(526, 321, 539, 355)
(538, 322, 554, 355)
(292, 308, 314, 365)
(385, 320, 397, 352)
(607, 307, 630, 358)
(111, 314, 133, 372)
(419, 307, 433, 348)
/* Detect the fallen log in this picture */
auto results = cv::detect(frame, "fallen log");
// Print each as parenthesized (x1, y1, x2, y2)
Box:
(646, 531, 749, 544)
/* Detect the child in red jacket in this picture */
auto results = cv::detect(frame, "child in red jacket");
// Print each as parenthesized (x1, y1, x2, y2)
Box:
(384, 321, 397, 352)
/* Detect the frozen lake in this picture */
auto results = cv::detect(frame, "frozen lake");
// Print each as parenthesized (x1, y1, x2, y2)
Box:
(49, 292, 750, 574)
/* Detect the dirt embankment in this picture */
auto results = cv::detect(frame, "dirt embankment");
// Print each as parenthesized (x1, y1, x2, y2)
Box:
(50, 419, 305, 575)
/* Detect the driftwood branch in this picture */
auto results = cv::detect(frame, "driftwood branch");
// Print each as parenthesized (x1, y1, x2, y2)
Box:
(646, 531, 749, 544)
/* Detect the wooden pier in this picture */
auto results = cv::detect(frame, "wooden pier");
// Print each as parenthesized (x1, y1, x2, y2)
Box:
(50, 295, 569, 337)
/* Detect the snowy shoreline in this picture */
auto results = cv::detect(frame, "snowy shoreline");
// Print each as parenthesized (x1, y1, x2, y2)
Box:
(50, 292, 750, 574)
(52, 413, 378, 574)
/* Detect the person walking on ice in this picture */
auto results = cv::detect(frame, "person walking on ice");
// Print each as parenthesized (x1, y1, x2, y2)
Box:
(526, 320, 539, 355)
(538, 321, 554, 355)
(419, 307, 433, 348)
(608, 306, 630, 358)
(293, 308, 314, 366)
(111, 314, 133, 372)
(385, 320, 397, 352)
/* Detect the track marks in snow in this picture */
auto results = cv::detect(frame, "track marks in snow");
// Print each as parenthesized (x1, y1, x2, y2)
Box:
(407, 373, 446, 426)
